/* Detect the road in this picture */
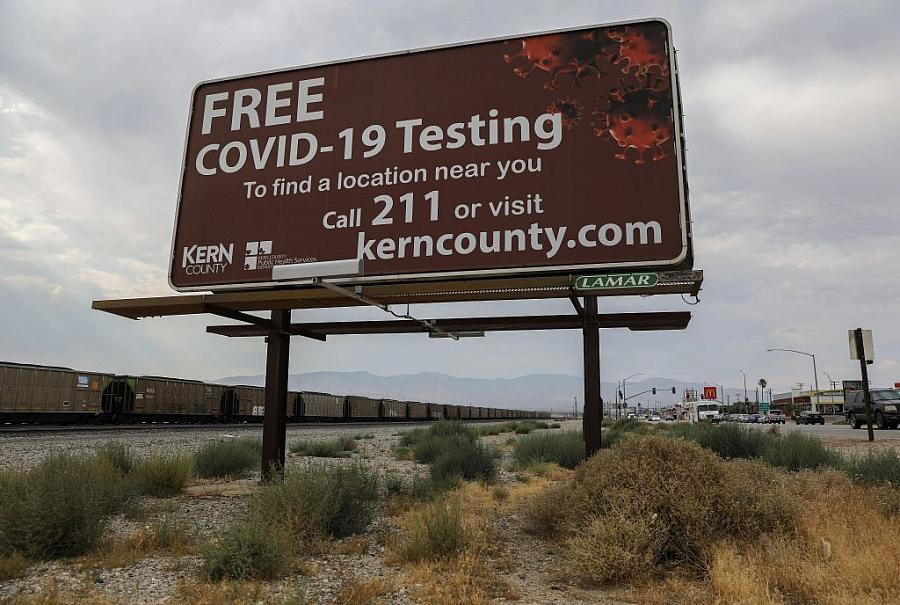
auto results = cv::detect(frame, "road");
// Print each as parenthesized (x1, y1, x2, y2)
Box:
(747, 421, 900, 441)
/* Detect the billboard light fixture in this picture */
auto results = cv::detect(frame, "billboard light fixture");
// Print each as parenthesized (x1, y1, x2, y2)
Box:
(271, 258, 362, 282)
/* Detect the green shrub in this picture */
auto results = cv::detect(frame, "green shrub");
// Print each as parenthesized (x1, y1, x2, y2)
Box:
(0, 453, 129, 559)
(429, 438, 498, 483)
(601, 428, 627, 450)
(671, 422, 775, 460)
(96, 441, 135, 476)
(410, 475, 459, 501)
(289, 438, 353, 458)
(512, 430, 585, 469)
(384, 474, 406, 496)
(257, 465, 379, 540)
(399, 428, 426, 448)
(193, 438, 260, 479)
(608, 418, 644, 432)
(393, 499, 469, 562)
(393, 446, 413, 460)
(763, 432, 843, 471)
(410, 422, 477, 463)
(132, 453, 192, 497)
(203, 517, 289, 580)
(846, 449, 900, 487)
(561, 435, 796, 581)
(550, 423, 562, 429)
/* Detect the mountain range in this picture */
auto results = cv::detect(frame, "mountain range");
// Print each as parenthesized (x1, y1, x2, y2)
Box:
(214, 371, 753, 412)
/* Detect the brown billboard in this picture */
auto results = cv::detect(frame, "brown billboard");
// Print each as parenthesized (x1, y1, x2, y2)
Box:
(170, 19, 690, 291)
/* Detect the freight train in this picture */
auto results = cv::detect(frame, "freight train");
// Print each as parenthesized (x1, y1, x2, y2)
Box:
(0, 362, 547, 424)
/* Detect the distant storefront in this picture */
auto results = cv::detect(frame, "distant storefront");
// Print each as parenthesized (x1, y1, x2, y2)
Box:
(772, 389, 844, 415)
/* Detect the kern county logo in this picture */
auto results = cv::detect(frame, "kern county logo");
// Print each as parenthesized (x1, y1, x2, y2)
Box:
(244, 241, 273, 270)
(181, 243, 233, 275)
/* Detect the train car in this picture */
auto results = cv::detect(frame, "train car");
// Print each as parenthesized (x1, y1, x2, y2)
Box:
(348, 395, 380, 419)
(407, 401, 428, 420)
(1, 362, 111, 422)
(300, 391, 346, 419)
(381, 399, 405, 420)
(228, 385, 265, 420)
(287, 390, 301, 420)
(428, 403, 445, 420)
(102, 375, 222, 421)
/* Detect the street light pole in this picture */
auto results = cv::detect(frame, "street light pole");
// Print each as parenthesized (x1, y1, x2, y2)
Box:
(767, 348, 821, 413)
(739, 370, 748, 413)
(620, 372, 644, 418)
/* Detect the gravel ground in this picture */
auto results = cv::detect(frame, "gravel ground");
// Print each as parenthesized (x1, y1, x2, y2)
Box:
(0, 420, 625, 604)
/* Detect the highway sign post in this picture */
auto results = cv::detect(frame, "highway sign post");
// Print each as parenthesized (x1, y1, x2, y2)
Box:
(850, 328, 875, 442)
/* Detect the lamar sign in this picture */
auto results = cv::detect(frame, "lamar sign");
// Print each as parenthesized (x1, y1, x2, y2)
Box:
(575, 272, 659, 290)
(170, 19, 691, 291)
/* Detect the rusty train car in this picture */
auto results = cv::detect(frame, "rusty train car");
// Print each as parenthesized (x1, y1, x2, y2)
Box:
(0, 361, 549, 424)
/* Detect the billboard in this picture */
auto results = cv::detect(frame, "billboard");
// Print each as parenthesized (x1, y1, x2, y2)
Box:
(170, 19, 690, 291)
(702, 386, 717, 401)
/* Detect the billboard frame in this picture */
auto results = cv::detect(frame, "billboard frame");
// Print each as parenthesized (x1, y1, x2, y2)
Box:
(168, 17, 691, 293)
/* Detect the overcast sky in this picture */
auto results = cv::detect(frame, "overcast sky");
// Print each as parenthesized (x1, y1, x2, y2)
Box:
(1, 0, 898, 398)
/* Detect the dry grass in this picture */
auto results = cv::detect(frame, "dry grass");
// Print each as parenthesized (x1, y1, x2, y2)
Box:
(331, 578, 391, 605)
(389, 481, 521, 603)
(403, 553, 519, 605)
(707, 470, 900, 605)
(0, 579, 117, 605)
(170, 580, 306, 604)
(332, 536, 370, 556)
(82, 516, 197, 569)
(0, 552, 30, 581)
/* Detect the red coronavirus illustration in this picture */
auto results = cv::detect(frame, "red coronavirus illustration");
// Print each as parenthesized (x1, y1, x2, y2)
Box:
(591, 80, 673, 165)
(606, 24, 669, 82)
(546, 97, 584, 129)
(504, 31, 610, 89)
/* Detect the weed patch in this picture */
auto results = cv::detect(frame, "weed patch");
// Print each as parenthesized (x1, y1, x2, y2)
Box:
(763, 431, 843, 471)
(512, 430, 585, 469)
(132, 453, 192, 497)
(846, 448, 900, 487)
(555, 435, 797, 582)
(289, 437, 355, 458)
(393, 498, 469, 562)
(193, 438, 260, 479)
(0, 453, 129, 559)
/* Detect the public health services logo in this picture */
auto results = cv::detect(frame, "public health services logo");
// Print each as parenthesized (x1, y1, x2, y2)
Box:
(244, 240, 272, 270)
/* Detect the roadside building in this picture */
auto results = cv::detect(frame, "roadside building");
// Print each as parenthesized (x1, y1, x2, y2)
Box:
(772, 389, 844, 416)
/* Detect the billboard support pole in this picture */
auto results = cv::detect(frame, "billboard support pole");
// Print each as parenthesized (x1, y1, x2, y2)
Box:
(262, 309, 291, 481)
(582, 295, 602, 456)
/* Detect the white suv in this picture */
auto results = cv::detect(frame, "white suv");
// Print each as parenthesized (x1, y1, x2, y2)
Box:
(766, 410, 786, 424)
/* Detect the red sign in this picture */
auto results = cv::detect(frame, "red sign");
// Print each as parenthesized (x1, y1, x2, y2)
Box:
(169, 19, 690, 291)
(702, 386, 717, 401)
(894, 382, 900, 389)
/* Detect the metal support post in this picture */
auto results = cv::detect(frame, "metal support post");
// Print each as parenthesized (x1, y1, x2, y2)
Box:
(262, 309, 291, 480)
(854, 328, 875, 442)
(582, 295, 602, 456)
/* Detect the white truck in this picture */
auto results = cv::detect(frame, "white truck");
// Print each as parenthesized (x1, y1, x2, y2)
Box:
(693, 402, 723, 423)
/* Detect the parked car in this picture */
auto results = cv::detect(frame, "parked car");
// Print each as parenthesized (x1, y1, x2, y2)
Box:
(766, 410, 786, 424)
(845, 389, 900, 430)
(649, 414, 662, 422)
(795, 411, 825, 425)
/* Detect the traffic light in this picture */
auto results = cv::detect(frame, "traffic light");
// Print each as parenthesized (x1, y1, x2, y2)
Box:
(652, 388, 657, 395)
(672, 387, 676, 394)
